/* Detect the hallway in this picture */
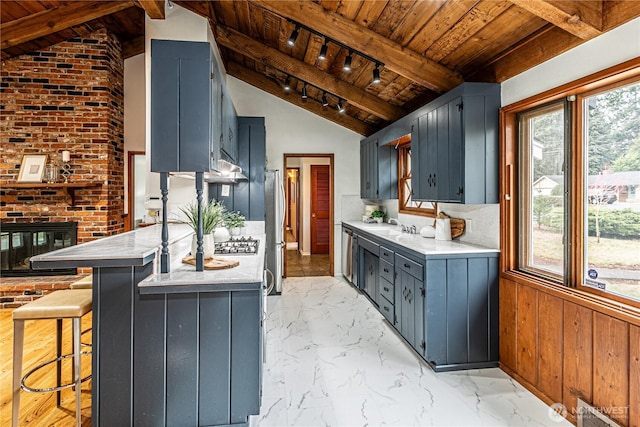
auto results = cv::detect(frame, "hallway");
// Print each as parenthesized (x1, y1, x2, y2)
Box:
(285, 229, 331, 277)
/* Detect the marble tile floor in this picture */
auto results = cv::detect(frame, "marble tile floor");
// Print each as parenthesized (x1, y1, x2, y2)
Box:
(256, 276, 572, 427)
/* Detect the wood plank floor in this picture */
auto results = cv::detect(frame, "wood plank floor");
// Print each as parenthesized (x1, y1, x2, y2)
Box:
(0, 308, 92, 426)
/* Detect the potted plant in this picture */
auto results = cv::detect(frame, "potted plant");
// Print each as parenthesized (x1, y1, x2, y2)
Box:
(224, 211, 246, 236)
(370, 210, 386, 223)
(180, 200, 225, 258)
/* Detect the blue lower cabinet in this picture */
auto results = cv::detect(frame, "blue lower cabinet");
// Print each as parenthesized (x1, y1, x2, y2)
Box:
(350, 225, 499, 372)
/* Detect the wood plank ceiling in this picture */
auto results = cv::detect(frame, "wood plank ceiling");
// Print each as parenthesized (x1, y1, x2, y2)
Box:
(2, 0, 640, 136)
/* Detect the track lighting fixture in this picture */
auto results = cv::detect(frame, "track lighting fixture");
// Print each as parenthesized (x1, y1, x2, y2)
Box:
(301, 83, 308, 99)
(322, 92, 329, 107)
(284, 76, 291, 91)
(343, 52, 352, 72)
(372, 65, 381, 84)
(337, 99, 345, 113)
(318, 41, 328, 61)
(287, 25, 299, 46)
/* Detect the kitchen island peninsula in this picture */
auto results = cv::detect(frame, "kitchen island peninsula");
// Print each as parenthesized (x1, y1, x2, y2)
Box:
(30, 224, 264, 427)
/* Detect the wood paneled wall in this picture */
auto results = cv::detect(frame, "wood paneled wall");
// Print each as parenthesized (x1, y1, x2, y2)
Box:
(500, 277, 640, 427)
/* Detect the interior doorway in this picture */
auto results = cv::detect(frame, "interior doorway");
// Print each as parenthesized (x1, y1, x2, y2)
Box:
(283, 154, 334, 277)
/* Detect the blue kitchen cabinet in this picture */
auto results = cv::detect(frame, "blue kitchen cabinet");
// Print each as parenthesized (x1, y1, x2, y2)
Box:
(412, 83, 500, 204)
(151, 39, 218, 173)
(360, 137, 398, 200)
(395, 253, 425, 354)
(220, 85, 238, 163)
(209, 117, 266, 221)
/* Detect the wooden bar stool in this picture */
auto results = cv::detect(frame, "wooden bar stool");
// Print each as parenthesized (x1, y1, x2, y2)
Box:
(12, 289, 92, 427)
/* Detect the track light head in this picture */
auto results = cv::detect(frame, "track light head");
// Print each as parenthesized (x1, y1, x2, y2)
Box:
(301, 83, 308, 99)
(318, 42, 328, 61)
(372, 65, 381, 84)
(343, 52, 352, 72)
(287, 26, 299, 46)
(337, 99, 345, 113)
(322, 92, 328, 107)
(284, 76, 291, 91)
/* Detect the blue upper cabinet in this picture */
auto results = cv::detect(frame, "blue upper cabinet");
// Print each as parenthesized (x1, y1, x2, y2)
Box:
(220, 85, 238, 163)
(412, 83, 500, 204)
(151, 39, 220, 173)
(360, 138, 398, 200)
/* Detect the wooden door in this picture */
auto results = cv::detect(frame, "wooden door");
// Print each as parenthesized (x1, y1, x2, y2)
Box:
(310, 165, 330, 254)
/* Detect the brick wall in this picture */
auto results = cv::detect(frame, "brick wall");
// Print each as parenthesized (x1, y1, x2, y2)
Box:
(0, 29, 124, 307)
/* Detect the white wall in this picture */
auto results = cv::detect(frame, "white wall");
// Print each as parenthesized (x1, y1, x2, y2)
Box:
(227, 76, 361, 273)
(502, 17, 640, 106)
(123, 53, 146, 215)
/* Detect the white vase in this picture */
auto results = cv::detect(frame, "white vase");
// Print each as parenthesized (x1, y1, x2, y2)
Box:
(191, 233, 215, 259)
(213, 226, 230, 242)
(230, 226, 243, 236)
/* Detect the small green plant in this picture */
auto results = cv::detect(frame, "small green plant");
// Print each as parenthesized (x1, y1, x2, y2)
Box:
(370, 210, 385, 219)
(224, 211, 246, 229)
(180, 200, 225, 234)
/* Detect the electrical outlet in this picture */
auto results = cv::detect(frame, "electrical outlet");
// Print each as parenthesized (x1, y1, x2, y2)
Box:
(465, 219, 473, 233)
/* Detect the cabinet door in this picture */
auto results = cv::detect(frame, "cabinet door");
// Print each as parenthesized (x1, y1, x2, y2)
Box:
(417, 109, 438, 200)
(360, 142, 368, 198)
(410, 118, 421, 200)
(368, 140, 378, 199)
(363, 250, 378, 304)
(434, 102, 451, 201)
(446, 98, 464, 202)
(398, 269, 415, 346)
(151, 40, 211, 173)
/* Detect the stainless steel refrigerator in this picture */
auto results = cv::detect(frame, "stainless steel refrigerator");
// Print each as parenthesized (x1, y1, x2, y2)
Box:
(265, 170, 284, 294)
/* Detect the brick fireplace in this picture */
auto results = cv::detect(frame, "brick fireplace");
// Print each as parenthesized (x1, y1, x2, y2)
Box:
(0, 29, 125, 308)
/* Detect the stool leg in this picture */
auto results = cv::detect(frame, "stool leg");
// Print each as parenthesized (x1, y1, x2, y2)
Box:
(56, 318, 62, 407)
(73, 317, 82, 427)
(12, 319, 25, 427)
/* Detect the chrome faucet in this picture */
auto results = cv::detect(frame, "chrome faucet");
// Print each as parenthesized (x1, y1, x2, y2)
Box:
(387, 218, 399, 225)
(402, 224, 417, 234)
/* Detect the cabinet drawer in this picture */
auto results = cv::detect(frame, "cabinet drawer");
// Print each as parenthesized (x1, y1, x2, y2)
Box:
(358, 235, 379, 256)
(395, 253, 424, 281)
(380, 277, 394, 303)
(380, 259, 394, 283)
(379, 246, 394, 263)
(379, 295, 394, 323)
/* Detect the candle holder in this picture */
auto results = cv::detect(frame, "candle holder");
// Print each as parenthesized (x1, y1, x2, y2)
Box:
(61, 161, 71, 183)
(61, 150, 72, 183)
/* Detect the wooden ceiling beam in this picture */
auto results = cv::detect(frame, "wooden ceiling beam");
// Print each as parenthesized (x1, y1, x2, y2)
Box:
(214, 24, 405, 122)
(509, 0, 601, 40)
(138, 0, 165, 19)
(250, 0, 463, 93)
(477, 0, 640, 83)
(0, 1, 136, 50)
(227, 61, 375, 136)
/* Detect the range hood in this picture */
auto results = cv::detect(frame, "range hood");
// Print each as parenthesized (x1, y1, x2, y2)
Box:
(170, 160, 247, 183)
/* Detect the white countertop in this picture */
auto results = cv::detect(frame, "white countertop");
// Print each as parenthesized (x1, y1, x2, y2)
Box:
(30, 223, 193, 265)
(343, 220, 499, 256)
(139, 234, 266, 288)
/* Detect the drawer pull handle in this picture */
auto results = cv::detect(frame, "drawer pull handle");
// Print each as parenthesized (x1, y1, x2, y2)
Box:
(383, 306, 389, 312)
(383, 287, 389, 292)
(383, 268, 389, 273)
(404, 263, 410, 269)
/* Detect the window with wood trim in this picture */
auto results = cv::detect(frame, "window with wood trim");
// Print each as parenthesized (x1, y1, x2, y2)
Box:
(503, 60, 640, 307)
(397, 143, 436, 217)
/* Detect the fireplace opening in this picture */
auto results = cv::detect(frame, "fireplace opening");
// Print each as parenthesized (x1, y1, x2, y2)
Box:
(1, 222, 77, 277)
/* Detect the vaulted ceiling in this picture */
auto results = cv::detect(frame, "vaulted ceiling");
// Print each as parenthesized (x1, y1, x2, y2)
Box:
(2, 0, 640, 136)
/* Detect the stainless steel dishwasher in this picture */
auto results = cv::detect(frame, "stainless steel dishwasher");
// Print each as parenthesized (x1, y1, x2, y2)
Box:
(342, 226, 353, 284)
(341, 226, 357, 287)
